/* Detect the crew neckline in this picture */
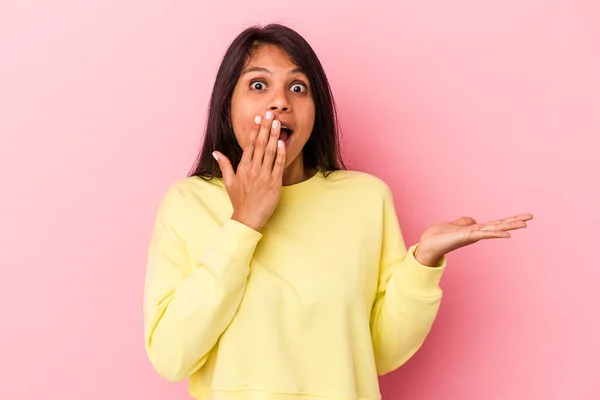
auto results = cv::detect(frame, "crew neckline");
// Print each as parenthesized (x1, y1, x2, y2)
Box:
(279, 169, 325, 202)
(199, 169, 328, 203)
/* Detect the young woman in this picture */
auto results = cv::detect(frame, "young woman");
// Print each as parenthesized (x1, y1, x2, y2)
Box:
(143, 24, 532, 400)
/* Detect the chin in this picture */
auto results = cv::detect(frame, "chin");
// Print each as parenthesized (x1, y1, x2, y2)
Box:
(284, 151, 300, 167)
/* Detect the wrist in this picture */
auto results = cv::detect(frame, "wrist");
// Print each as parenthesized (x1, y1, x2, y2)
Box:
(414, 244, 442, 267)
(231, 212, 262, 232)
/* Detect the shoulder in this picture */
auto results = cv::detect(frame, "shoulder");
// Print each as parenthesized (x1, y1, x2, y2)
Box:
(156, 175, 224, 217)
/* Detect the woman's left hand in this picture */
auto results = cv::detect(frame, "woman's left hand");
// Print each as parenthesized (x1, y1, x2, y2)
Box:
(414, 213, 534, 266)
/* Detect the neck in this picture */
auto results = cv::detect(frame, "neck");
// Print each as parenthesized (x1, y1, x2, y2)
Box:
(282, 154, 314, 186)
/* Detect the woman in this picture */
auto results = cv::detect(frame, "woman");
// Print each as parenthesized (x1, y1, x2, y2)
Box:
(143, 23, 532, 400)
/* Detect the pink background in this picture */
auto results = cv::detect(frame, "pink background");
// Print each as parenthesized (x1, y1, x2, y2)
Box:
(1, 1, 599, 399)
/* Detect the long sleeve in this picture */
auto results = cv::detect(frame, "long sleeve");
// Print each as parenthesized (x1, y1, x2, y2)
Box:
(370, 186, 447, 376)
(143, 184, 262, 382)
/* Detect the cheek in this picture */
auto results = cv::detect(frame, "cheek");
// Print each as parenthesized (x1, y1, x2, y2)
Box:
(232, 121, 252, 148)
(230, 101, 256, 146)
(300, 102, 316, 134)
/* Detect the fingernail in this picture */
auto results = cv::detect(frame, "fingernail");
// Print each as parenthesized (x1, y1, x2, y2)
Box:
(272, 120, 279, 129)
(212, 152, 218, 161)
(266, 111, 273, 120)
(254, 115, 261, 124)
(278, 140, 284, 148)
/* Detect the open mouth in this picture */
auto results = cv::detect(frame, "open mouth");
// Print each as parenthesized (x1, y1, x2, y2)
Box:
(280, 126, 294, 146)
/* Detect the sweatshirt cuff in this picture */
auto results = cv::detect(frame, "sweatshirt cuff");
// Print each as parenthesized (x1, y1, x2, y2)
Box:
(396, 244, 447, 298)
(195, 219, 263, 273)
(212, 218, 263, 260)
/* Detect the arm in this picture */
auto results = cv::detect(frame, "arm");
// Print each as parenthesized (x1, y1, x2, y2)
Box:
(143, 185, 262, 382)
(370, 186, 447, 376)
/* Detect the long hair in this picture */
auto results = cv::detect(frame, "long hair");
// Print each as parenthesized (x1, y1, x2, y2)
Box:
(188, 23, 346, 180)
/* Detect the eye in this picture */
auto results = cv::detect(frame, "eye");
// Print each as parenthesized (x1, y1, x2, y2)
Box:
(290, 83, 307, 93)
(250, 81, 267, 90)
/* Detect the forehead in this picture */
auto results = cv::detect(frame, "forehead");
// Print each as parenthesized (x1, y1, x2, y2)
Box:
(244, 43, 298, 70)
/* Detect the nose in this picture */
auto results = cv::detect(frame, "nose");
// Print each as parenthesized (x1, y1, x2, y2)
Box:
(267, 86, 291, 113)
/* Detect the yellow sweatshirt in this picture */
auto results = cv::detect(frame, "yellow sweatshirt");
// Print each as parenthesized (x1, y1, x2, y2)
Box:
(143, 169, 447, 400)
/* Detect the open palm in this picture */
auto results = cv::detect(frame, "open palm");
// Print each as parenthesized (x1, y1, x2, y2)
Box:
(417, 213, 533, 264)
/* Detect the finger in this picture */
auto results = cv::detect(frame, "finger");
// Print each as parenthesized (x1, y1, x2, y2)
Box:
(480, 220, 527, 232)
(252, 111, 274, 166)
(240, 115, 262, 165)
(468, 230, 511, 240)
(271, 139, 286, 179)
(212, 151, 235, 186)
(262, 119, 280, 172)
(452, 216, 477, 226)
(484, 213, 534, 225)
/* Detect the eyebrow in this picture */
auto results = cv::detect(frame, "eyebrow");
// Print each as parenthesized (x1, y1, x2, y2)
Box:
(241, 66, 305, 76)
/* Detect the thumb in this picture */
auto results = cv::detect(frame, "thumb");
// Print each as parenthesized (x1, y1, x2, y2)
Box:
(452, 216, 477, 226)
(212, 151, 235, 185)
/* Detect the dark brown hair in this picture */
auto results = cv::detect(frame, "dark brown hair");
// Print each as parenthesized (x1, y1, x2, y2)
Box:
(188, 23, 346, 180)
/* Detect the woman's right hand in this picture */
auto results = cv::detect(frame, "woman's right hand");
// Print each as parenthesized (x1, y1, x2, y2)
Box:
(212, 111, 286, 232)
